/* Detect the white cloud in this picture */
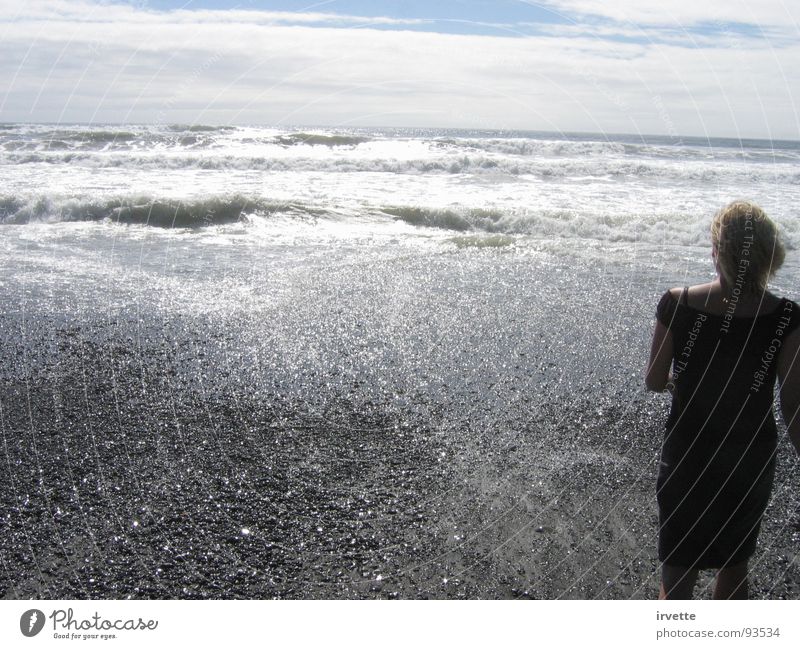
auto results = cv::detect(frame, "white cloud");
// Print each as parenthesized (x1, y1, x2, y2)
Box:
(1, 0, 798, 138)
(538, 0, 800, 28)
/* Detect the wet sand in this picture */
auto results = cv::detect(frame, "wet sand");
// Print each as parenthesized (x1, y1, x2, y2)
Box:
(2, 246, 799, 599)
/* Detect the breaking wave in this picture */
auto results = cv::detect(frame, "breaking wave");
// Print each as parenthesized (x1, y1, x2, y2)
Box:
(0, 194, 326, 228)
(2, 193, 795, 250)
(3, 150, 799, 183)
(274, 132, 372, 147)
(382, 204, 738, 248)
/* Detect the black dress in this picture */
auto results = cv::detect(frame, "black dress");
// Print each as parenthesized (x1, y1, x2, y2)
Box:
(655, 288, 799, 568)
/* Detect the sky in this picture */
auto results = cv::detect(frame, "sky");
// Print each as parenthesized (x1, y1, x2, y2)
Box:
(1, 0, 799, 138)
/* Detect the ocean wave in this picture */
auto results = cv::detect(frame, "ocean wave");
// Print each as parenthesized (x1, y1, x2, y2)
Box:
(39, 129, 140, 143)
(438, 136, 800, 164)
(4, 126, 798, 169)
(436, 137, 628, 158)
(4, 149, 798, 184)
(0, 194, 326, 228)
(274, 132, 372, 147)
(1, 193, 794, 250)
(382, 206, 504, 232)
(0, 130, 371, 153)
(382, 204, 722, 248)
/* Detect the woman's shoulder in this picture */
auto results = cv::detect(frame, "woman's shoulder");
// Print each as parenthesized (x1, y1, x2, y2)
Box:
(656, 283, 716, 325)
(658, 285, 696, 309)
(753, 292, 797, 319)
(661, 285, 695, 302)
(666, 286, 685, 301)
(656, 286, 687, 325)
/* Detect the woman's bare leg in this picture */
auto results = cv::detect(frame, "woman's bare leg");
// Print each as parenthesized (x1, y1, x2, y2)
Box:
(713, 561, 749, 600)
(660, 564, 699, 599)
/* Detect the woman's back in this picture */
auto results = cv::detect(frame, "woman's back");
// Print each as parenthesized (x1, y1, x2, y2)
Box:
(658, 285, 797, 454)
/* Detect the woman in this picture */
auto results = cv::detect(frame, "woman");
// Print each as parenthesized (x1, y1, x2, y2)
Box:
(646, 200, 800, 599)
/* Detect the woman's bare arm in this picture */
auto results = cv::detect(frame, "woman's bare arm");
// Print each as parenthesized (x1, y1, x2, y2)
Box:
(646, 320, 673, 392)
(777, 327, 800, 454)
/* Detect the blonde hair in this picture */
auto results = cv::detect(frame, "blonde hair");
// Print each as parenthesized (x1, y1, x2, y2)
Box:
(711, 201, 785, 293)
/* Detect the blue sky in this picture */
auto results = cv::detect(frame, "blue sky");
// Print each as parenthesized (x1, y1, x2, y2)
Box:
(141, 1, 567, 35)
(2, 1, 799, 137)
(126, 0, 770, 40)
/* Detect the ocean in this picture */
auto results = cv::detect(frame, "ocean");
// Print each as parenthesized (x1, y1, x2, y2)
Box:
(3, 125, 800, 243)
(1, 124, 799, 599)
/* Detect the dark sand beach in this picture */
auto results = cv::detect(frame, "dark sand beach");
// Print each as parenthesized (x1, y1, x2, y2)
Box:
(2, 243, 799, 599)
